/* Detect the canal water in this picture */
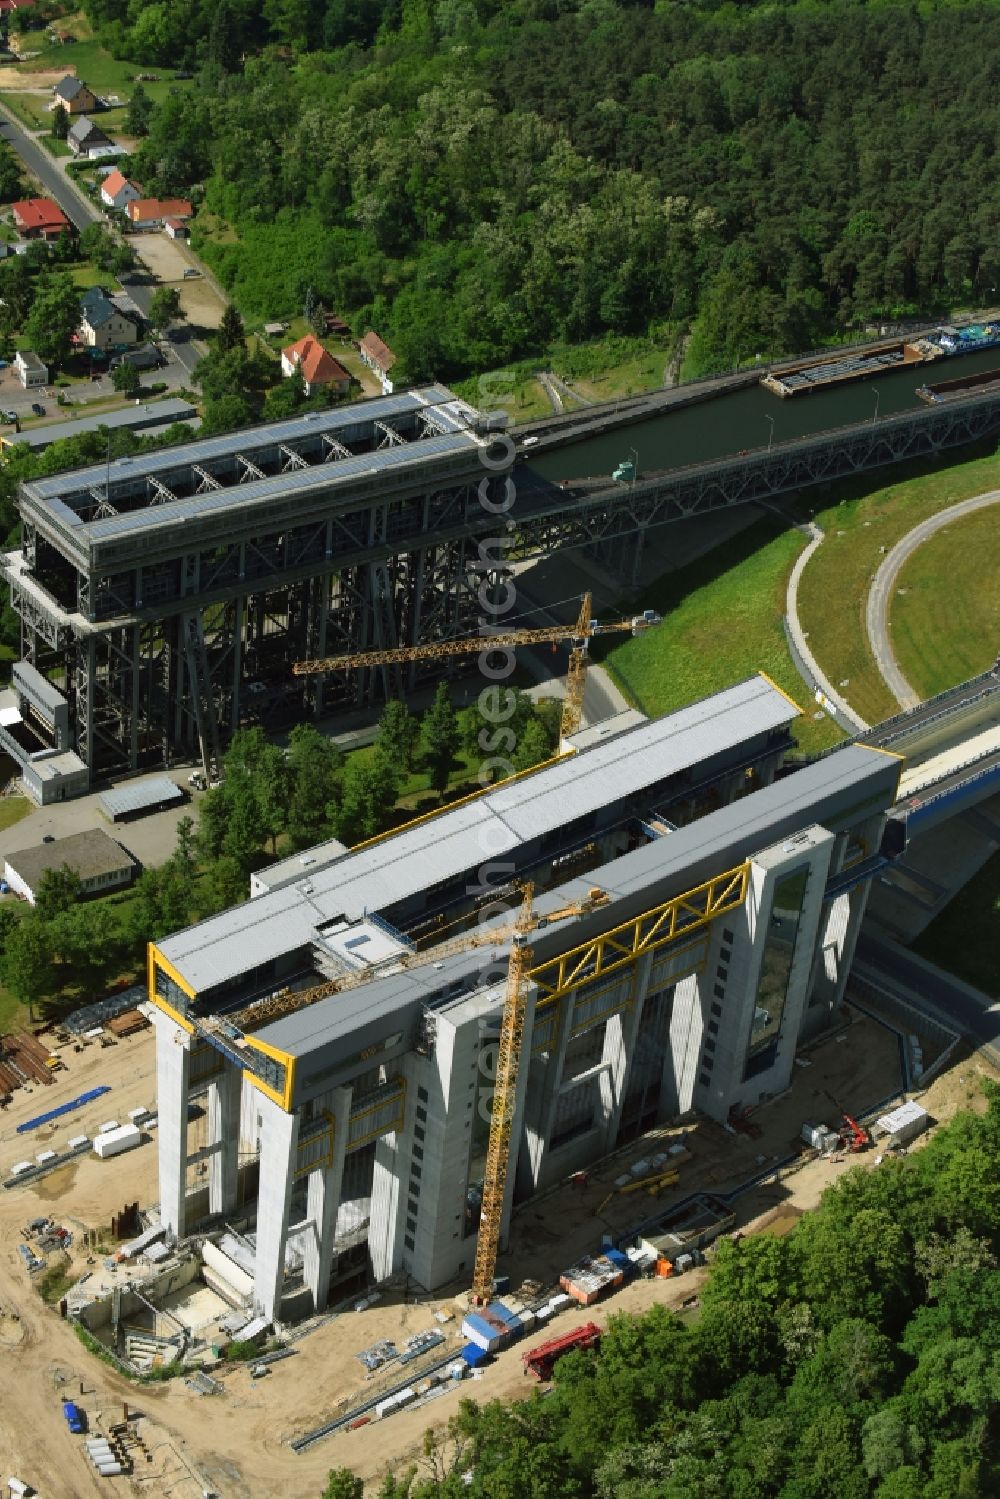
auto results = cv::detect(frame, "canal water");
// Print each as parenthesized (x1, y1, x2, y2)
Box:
(534, 344, 1000, 483)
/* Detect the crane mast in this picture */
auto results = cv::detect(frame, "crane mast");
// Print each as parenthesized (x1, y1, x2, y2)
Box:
(471, 883, 535, 1306)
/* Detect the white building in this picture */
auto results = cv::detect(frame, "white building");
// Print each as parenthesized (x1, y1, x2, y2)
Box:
(14, 351, 47, 389)
(99, 168, 140, 212)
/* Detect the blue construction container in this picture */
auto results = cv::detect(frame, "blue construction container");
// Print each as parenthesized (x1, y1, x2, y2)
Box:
(461, 1343, 491, 1369)
(605, 1248, 635, 1280)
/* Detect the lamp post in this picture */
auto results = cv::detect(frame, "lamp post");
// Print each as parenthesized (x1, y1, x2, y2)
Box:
(629, 447, 638, 488)
(764, 415, 774, 452)
(872, 388, 880, 424)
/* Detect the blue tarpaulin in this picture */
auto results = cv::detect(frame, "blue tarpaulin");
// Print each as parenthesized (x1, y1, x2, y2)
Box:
(17, 1085, 111, 1134)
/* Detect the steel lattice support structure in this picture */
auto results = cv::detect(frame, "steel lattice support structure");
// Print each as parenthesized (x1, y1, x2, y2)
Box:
(4, 383, 1000, 781)
(2, 389, 508, 778)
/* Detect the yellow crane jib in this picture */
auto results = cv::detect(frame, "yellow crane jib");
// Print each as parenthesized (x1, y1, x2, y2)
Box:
(290, 593, 661, 745)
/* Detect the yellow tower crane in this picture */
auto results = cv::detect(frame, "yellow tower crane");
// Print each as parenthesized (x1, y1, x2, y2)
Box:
(292, 593, 661, 742)
(471, 881, 535, 1306)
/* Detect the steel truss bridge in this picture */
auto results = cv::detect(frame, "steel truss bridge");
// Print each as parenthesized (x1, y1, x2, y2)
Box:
(4, 383, 1000, 780)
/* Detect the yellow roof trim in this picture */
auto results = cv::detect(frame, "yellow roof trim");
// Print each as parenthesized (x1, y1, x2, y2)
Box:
(757, 671, 804, 718)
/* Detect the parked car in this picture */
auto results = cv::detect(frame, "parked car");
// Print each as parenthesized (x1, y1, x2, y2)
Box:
(183, 267, 201, 278)
(62, 1399, 85, 1434)
(0, 410, 16, 423)
(30, 402, 45, 417)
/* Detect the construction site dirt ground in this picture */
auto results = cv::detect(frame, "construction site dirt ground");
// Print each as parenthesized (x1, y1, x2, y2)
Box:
(1, 1012, 996, 1499)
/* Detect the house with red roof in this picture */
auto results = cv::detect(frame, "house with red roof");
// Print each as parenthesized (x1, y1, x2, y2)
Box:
(358, 330, 397, 393)
(280, 335, 351, 397)
(12, 197, 70, 241)
(126, 197, 193, 231)
(99, 168, 139, 212)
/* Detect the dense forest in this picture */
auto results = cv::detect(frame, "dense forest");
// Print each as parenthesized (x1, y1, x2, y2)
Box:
(77, 0, 1000, 380)
(322, 1085, 1000, 1498)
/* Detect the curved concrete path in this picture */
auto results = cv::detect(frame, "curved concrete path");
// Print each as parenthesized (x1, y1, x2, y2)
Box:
(865, 488, 1000, 710)
(785, 519, 870, 732)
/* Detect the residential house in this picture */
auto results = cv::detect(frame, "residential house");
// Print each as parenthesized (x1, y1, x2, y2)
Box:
(280, 335, 351, 397)
(99, 168, 139, 211)
(358, 330, 397, 393)
(14, 351, 48, 389)
(52, 75, 99, 115)
(79, 287, 138, 350)
(126, 197, 193, 232)
(12, 197, 70, 241)
(67, 115, 113, 158)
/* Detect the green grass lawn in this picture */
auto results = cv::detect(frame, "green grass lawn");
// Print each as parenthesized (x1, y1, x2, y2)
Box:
(453, 366, 555, 425)
(890, 504, 1000, 699)
(69, 260, 108, 289)
(554, 335, 674, 403)
(0, 980, 26, 1034)
(16, 33, 188, 109)
(0, 795, 31, 831)
(599, 516, 844, 755)
(0, 90, 51, 131)
(912, 848, 1000, 999)
(41, 135, 72, 157)
(796, 443, 1000, 724)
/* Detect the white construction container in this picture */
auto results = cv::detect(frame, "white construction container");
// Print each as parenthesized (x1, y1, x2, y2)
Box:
(35, 1150, 56, 1165)
(93, 1123, 141, 1159)
(10, 1161, 32, 1177)
(8, 1478, 31, 1497)
(67, 1134, 89, 1150)
(875, 1100, 929, 1147)
(127, 1106, 148, 1123)
(97, 1119, 120, 1135)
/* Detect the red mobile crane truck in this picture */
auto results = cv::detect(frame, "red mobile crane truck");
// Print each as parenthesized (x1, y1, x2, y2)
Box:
(522, 1323, 602, 1381)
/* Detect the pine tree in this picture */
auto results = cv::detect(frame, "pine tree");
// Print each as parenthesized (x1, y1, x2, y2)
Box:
(376, 699, 417, 773)
(418, 682, 459, 795)
(216, 303, 245, 355)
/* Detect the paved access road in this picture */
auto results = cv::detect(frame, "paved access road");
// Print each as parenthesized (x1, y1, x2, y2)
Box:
(865, 488, 1000, 711)
(0, 105, 204, 378)
(856, 929, 1000, 1067)
(116, 269, 203, 378)
(0, 107, 102, 230)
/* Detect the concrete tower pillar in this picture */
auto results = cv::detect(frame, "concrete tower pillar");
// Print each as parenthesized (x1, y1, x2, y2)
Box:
(253, 1096, 299, 1321)
(207, 1065, 242, 1217)
(302, 1086, 352, 1314)
(601, 952, 653, 1149)
(153, 1010, 191, 1240)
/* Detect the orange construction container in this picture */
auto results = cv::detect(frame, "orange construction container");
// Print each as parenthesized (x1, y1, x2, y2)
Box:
(654, 1257, 674, 1279)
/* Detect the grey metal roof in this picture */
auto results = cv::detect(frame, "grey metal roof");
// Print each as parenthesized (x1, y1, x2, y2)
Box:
(486, 677, 794, 843)
(68, 116, 110, 146)
(13, 659, 67, 716)
(260, 740, 900, 1069)
(54, 76, 86, 100)
(99, 776, 184, 819)
(6, 400, 197, 452)
(27, 386, 475, 505)
(71, 431, 478, 543)
(158, 676, 798, 997)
